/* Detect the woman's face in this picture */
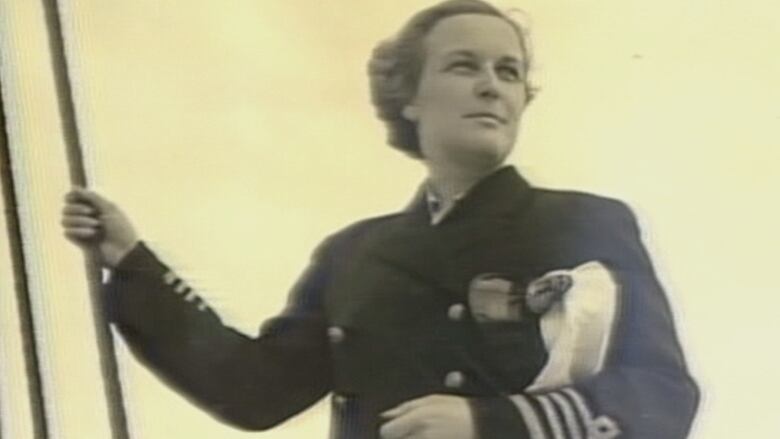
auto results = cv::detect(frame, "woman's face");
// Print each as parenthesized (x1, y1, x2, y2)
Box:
(403, 14, 529, 171)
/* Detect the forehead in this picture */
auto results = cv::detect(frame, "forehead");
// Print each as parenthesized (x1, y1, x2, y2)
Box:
(423, 13, 525, 60)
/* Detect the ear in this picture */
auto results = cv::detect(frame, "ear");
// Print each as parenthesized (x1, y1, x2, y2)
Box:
(401, 104, 419, 122)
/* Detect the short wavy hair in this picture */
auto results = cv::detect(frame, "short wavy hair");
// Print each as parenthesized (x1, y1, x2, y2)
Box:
(368, 0, 536, 158)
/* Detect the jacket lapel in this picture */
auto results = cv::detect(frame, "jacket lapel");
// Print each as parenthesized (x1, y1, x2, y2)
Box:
(366, 166, 537, 299)
(364, 215, 462, 296)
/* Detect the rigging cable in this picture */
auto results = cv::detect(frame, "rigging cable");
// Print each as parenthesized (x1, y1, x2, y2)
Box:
(0, 59, 49, 439)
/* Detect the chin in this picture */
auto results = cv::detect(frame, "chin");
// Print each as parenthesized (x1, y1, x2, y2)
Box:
(457, 137, 512, 169)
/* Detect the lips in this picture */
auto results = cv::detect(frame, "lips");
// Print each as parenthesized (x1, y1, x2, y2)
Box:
(463, 112, 507, 124)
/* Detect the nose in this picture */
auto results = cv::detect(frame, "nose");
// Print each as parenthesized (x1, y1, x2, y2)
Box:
(474, 69, 500, 100)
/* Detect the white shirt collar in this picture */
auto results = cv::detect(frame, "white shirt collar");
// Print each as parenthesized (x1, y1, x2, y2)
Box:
(422, 165, 512, 225)
(425, 185, 467, 225)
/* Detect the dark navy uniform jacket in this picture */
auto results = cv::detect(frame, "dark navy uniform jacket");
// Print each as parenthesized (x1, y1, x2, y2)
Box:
(106, 166, 699, 438)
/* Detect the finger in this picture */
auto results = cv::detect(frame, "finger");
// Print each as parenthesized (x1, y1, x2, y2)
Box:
(64, 187, 89, 202)
(381, 396, 430, 419)
(62, 203, 96, 216)
(64, 227, 99, 240)
(64, 188, 114, 212)
(379, 410, 422, 439)
(61, 216, 101, 228)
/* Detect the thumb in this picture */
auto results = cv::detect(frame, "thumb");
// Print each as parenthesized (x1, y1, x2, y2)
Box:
(66, 186, 115, 214)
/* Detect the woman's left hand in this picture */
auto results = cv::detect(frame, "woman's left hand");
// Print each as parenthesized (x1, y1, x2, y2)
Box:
(379, 394, 475, 439)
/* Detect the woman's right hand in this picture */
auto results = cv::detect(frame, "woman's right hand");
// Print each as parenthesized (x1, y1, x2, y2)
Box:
(61, 187, 140, 268)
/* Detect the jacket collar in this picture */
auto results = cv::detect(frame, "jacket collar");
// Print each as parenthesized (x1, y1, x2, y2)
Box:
(363, 165, 535, 300)
(406, 165, 534, 225)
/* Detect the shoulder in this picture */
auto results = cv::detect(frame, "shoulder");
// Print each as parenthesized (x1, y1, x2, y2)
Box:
(312, 212, 406, 257)
(530, 188, 656, 269)
(529, 187, 638, 227)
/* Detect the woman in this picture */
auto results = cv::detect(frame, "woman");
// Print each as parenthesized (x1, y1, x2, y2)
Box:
(62, 1, 699, 438)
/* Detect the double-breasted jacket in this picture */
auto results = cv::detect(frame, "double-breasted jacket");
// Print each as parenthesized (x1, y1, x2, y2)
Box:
(106, 166, 699, 438)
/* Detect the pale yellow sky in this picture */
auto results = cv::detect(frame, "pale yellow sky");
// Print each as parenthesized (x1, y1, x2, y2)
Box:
(1, 1, 778, 438)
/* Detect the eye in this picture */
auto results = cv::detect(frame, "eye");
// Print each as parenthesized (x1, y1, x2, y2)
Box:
(497, 65, 522, 82)
(447, 60, 478, 74)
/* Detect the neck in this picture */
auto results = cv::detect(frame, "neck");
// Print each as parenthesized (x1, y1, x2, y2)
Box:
(425, 162, 504, 204)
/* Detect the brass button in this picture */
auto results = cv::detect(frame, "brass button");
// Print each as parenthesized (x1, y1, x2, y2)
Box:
(332, 394, 347, 407)
(174, 282, 189, 295)
(444, 371, 465, 389)
(447, 303, 467, 321)
(327, 326, 346, 344)
(163, 271, 177, 285)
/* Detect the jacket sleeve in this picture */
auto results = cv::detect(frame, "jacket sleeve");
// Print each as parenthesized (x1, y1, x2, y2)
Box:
(105, 239, 335, 431)
(468, 201, 699, 439)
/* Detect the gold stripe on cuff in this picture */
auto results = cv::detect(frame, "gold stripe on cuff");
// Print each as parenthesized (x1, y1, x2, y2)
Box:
(550, 392, 584, 439)
(561, 388, 621, 439)
(509, 395, 547, 439)
(561, 388, 593, 423)
(537, 395, 566, 439)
